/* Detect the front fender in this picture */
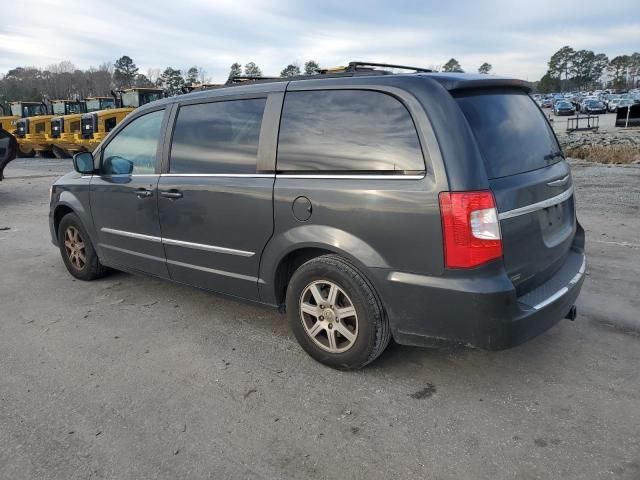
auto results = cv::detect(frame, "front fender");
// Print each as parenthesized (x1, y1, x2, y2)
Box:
(51, 182, 98, 253)
(258, 224, 388, 305)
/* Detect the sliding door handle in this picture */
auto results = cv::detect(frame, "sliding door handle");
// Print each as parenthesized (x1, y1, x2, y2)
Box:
(160, 190, 183, 200)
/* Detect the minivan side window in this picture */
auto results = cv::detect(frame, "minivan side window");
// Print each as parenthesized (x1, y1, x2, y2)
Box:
(277, 90, 425, 174)
(170, 98, 267, 174)
(102, 109, 164, 175)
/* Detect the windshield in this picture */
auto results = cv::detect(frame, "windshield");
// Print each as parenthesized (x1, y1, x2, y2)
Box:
(121, 91, 162, 108)
(557, 102, 572, 108)
(455, 89, 562, 179)
(52, 103, 66, 115)
(67, 102, 85, 114)
(86, 98, 115, 112)
(140, 91, 162, 105)
(11, 103, 44, 117)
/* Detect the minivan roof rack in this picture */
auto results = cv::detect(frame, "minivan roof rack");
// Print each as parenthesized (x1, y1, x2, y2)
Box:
(218, 61, 433, 89)
(324, 61, 433, 74)
(225, 76, 282, 86)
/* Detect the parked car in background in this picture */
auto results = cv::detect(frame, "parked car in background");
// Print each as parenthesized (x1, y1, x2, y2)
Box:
(582, 100, 607, 115)
(608, 98, 622, 112)
(553, 101, 576, 116)
(604, 95, 620, 109)
(540, 98, 553, 108)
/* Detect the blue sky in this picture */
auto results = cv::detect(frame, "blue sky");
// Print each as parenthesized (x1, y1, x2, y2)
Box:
(1, 0, 639, 81)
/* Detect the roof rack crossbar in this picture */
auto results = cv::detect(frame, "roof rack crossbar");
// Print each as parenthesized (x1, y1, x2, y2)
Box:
(225, 76, 282, 86)
(345, 61, 432, 73)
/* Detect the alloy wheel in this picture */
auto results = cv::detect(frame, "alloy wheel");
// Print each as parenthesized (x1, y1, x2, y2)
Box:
(64, 226, 87, 270)
(299, 280, 358, 353)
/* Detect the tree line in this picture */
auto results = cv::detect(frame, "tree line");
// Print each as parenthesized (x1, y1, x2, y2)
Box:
(7, 49, 636, 104)
(0, 56, 324, 105)
(536, 46, 640, 93)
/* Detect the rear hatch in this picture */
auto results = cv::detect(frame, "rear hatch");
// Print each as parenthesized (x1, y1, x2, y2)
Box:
(455, 89, 576, 296)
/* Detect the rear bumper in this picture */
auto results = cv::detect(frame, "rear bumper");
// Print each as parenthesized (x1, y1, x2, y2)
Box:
(371, 245, 586, 351)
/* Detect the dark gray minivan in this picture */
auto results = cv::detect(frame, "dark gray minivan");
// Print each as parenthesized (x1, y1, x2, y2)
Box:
(50, 64, 585, 369)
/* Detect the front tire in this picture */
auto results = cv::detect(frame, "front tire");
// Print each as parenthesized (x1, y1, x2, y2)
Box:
(58, 213, 107, 281)
(286, 255, 391, 369)
(52, 146, 71, 159)
(17, 145, 36, 158)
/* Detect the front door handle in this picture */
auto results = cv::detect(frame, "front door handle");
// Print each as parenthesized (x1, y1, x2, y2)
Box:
(160, 190, 183, 200)
(135, 188, 153, 199)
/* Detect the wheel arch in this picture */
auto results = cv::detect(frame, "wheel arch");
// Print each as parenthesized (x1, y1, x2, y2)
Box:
(53, 204, 75, 240)
(258, 225, 389, 306)
(52, 191, 98, 252)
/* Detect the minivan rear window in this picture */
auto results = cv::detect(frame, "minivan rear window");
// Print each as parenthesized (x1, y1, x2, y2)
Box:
(455, 89, 562, 179)
(277, 90, 425, 174)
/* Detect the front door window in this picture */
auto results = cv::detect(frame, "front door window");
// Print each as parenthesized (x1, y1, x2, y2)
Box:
(102, 110, 164, 175)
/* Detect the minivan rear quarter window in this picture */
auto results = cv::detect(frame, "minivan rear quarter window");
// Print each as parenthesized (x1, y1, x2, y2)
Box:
(277, 90, 425, 174)
(455, 89, 562, 179)
(170, 98, 266, 174)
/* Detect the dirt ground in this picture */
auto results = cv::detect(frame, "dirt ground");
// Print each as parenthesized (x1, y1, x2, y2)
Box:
(0, 158, 639, 480)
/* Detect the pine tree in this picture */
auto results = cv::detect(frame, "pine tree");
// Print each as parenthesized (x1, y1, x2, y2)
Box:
(244, 62, 262, 77)
(159, 67, 185, 96)
(280, 64, 301, 77)
(478, 62, 492, 74)
(304, 60, 320, 75)
(185, 67, 199, 85)
(113, 56, 138, 88)
(228, 63, 242, 80)
(442, 58, 464, 73)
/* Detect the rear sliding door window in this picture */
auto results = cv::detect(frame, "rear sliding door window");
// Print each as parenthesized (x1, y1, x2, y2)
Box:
(277, 90, 425, 174)
(170, 98, 266, 174)
(455, 89, 562, 179)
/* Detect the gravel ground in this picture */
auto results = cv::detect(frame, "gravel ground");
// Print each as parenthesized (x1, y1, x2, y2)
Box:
(1, 158, 639, 480)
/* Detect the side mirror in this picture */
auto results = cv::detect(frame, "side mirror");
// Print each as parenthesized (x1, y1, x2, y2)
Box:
(73, 151, 95, 174)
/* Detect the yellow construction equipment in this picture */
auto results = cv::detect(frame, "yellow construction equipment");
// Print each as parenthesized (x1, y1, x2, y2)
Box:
(49, 97, 116, 158)
(74, 88, 163, 152)
(16, 100, 85, 158)
(0, 102, 48, 157)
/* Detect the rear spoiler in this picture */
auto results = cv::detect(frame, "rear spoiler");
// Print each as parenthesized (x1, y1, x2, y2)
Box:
(423, 74, 532, 93)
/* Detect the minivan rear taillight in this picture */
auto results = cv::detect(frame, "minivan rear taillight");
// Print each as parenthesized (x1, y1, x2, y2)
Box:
(438, 191, 502, 269)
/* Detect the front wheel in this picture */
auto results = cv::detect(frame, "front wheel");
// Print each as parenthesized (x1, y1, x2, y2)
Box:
(58, 213, 107, 281)
(286, 255, 390, 369)
(17, 145, 36, 158)
(52, 146, 71, 159)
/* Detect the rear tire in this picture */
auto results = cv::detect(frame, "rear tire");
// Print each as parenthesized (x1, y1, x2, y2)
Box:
(286, 254, 391, 370)
(39, 150, 56, 159)
(58, 213, 107, 281)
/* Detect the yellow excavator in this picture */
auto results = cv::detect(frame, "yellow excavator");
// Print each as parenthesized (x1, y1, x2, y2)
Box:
(49, 96, 116, 158)
(0, 102, 48, 157)
(15, 100, 85, 158)
(74, 87, 163, 152)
